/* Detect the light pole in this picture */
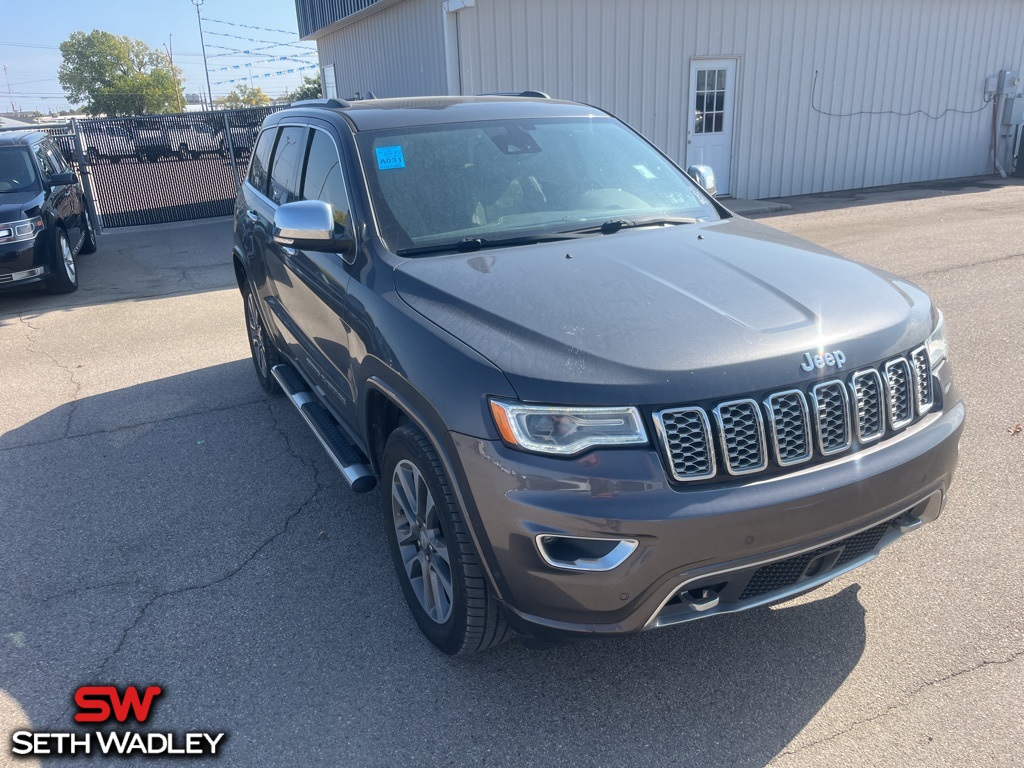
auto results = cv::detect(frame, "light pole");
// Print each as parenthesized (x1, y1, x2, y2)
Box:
(164, 35, 184, 113)
(191, 0, 215, 110)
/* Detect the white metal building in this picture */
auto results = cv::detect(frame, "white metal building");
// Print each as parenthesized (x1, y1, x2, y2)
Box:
(296, 0, 1024, 198)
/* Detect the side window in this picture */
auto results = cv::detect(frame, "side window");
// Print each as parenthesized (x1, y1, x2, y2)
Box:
(33, 143, 56, 183)
(45, 142, 69, 173)
(268, 126, 306, 206)
(247, 128, 276, 195)
(301, 129, 351, 233)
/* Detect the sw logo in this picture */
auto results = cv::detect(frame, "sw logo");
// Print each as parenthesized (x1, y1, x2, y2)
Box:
(10, 685, 226, 758)
(74, 684, 162, 723)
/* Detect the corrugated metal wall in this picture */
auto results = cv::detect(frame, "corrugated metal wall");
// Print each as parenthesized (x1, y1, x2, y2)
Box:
(453, 0, 1024, 199)
(315, 0, 447, 99)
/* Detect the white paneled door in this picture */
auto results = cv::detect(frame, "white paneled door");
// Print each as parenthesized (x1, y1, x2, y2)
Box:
(687, 59, 736, 196)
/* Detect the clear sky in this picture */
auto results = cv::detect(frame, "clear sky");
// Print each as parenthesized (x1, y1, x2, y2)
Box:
(0, 0, 317, 113)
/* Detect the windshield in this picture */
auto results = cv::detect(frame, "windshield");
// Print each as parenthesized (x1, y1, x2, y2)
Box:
(0, 147, 40, 194)
(357, 117, 720, 253)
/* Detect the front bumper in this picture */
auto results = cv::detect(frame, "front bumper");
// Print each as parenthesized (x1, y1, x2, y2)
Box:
(0, 238, 48, 290)
(444, 388, 964, 640)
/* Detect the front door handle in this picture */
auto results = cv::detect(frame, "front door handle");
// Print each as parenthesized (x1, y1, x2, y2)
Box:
(245, 209, 259, 222)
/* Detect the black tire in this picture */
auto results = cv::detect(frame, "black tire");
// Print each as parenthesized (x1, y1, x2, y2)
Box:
(383, 424, 512, 655)
(45, 228, 79, 294)
(176, 143, 191, 161)
(242, 283, 281, 394)
(86, 147, 100, 166)
(80, 212, 97, 255)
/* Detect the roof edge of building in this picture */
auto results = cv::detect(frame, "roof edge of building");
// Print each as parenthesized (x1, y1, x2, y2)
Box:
(298, 0, 407, 41)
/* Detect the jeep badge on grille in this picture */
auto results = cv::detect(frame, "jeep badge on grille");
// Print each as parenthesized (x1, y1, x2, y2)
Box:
(800, 350, 846, 372)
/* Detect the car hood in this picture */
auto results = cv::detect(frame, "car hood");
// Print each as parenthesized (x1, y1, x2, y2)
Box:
(0, 191, 44, 223)
(394, 217, 934, 404)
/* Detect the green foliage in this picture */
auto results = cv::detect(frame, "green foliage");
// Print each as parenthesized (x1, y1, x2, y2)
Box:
(58, 30, 184, 116)
(216, 84, 272, 109)
(291, 74, 322, 101)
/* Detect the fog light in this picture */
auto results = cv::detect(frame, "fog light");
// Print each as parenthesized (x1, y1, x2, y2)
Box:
(535, 534, 638, 572)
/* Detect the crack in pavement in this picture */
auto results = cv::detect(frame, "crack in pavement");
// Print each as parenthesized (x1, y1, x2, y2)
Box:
(48, 400, 330, 726)
(777, 648, 1024, 760)
(0, 397, 269, 455)
(17, 313, 83, 439)
(93, 399, 325, 674)
(911, 250, 1024, 279)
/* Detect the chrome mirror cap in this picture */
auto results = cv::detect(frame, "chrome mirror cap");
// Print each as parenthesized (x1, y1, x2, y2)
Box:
(273, 200, 335, 245)
(687, 164, 718, 197)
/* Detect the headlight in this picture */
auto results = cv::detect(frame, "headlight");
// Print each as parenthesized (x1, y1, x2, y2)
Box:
(0, 217, 43, 245)
(489, 400, 648, 455)
(926, 311, 948, 366)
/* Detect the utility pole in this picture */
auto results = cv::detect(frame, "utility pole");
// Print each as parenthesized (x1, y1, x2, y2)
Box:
(192, 0, 215, 111)
(164, 35, 184, 113)
(3, 64, 15, 113)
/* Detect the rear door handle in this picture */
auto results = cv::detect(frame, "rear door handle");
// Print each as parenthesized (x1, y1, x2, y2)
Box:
(246, 209, 259, 222)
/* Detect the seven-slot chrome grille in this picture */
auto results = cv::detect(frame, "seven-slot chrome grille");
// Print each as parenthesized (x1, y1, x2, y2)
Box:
(655, 350, 935, 482)
(883, 358, 914, 429)
(713, 399, 768, 475)
(764, 390, 812, 466)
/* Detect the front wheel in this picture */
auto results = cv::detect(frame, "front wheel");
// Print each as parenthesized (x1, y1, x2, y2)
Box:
(242, 283, 281, 394)
(383, 424, 511, 655)
(45, 228, 79, 294)
(80, 212, 97, 255)
(86, 147, 100, 165)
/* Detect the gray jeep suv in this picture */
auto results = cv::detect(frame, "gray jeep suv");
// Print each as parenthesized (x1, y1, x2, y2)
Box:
(232, 95, 963, 655)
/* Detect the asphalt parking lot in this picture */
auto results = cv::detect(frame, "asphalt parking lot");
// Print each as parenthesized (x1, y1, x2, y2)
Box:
(1, 178, 1022, 767)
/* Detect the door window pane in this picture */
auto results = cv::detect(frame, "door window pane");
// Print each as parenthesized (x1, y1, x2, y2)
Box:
(268, 126, 306, 205)
(248, 128, 276, 194)
(301, 129, 351, 232)
(694, 68, 727, 135)
(33, 143, 56, 182)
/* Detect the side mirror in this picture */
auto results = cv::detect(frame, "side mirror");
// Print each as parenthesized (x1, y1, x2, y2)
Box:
(49, 171, 77, 187)
(686, 164, 718, 197)
(273, 199, 354, 256)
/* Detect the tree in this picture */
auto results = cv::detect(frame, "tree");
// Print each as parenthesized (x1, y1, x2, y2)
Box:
(291, 74, 322, 101)
(58, 30, 184, 116)
(215, 84, 272, 109)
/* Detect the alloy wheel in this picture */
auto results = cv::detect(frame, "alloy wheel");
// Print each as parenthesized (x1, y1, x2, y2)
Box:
(391, 459, 454, 624)
(60, 233, 75, 280)
(246, 291, 267, 376)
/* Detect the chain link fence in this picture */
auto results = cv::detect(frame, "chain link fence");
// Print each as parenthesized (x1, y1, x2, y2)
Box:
(33, 106, 285, 230)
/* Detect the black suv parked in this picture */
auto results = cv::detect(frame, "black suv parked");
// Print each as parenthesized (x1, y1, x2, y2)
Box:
(0, 130, 95, 293)
(233, 96, 964, 655)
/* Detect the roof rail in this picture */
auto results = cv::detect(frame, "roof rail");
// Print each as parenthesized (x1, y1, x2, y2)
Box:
(480, 91, 552, 99)
(290, 98, 351, 109)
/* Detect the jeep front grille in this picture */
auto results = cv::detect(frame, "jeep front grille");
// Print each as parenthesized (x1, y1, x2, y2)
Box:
(850, 369, 885, 442)
(884, 358, 914, 429)
(655, 349, 933, 483)
(653, 407, 716, 481)
(713, 399, 767, 475)
(810, 381, 852, 455)
(764, 391, 812, 466)
(910, 345, 933, 415)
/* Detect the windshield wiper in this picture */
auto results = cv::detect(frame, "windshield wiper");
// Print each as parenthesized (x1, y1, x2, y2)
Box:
(396, 231, 594, 256)
(562, 217, 700, 235)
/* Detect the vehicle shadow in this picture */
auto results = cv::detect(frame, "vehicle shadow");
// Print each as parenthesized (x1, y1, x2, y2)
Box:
(0, 361, 867, 767)
(0, 217, 237, 325)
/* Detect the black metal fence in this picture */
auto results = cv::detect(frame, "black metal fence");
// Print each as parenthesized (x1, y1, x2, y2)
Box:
(38, 106, 285, 229)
